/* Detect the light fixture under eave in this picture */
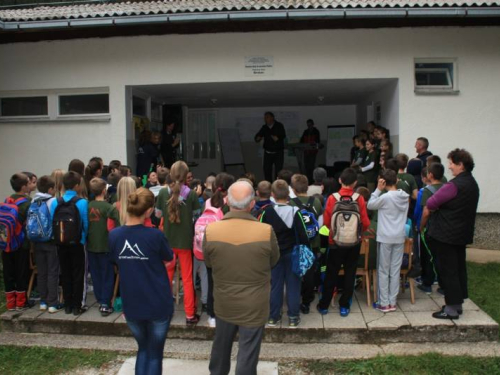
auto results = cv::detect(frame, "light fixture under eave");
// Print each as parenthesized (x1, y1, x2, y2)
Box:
(317, 96, 325, 104)
(210, 98, 218, 105)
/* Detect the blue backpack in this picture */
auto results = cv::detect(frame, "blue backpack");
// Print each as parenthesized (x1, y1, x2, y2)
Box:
(27, 198, 53, 242)
(292, 244, 315, 277)
(292, 197, 319, 240)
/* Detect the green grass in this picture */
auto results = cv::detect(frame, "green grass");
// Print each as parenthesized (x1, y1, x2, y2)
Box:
(302, 353, 500, 374)
(467, 262, 500, 326)
(0, 346, 119, 375)
(299, 262, 500, 374)
(0, 263, 499, 374)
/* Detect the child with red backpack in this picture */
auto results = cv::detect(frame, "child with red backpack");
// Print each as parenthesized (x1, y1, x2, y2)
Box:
(50, 171, 89, 316)
(0, 173, 31, 310)
(317, 168, 370, 317)
(193, 172, 234, 327)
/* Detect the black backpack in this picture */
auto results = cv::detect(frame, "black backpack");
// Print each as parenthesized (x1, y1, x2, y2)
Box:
(53, 197, 82, 246)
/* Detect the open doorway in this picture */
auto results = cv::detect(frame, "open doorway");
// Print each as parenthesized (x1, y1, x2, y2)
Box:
(126, 78, 399, 181)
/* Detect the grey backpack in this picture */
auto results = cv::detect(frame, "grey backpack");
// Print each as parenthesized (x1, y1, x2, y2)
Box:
(330, 193, 362, 247)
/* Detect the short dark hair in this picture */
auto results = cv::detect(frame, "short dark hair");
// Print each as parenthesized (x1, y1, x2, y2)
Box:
(68, 159, 85, 176)
(107, 172, 122, 187)
(109, 160, 122, 172)
(37, 175, 55, 194)
(448, 148, 475, 172)
(277, 169, 293, 184)
(119, 165, 131, 176)
(381, 169, 397, 187)
(417, 137, 429, 150)
(131, 175, 143, 189)
(22, 171, 37, 181)
(385, 158, 398, 173)
(427, 155, 441, 165)
(421, 167, 428, 178)
(428, 163, 444, 181)
(307, 119, 314, 125)
(340, 168, 357, 186)
(157, 167, 170, 185)
(395, 153, 409, 170)
(10, 173, 29, 192)
(264, 111, 275, 118)
(63, 171, 81, 191)
(291, 174, 309, 194)
(313, 167, 327, 184)
(356, 186, 371, 202)
(89, 156, 103, 167)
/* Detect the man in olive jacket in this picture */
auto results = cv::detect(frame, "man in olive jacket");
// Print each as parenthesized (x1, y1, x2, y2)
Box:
(203, 180, 280, 375)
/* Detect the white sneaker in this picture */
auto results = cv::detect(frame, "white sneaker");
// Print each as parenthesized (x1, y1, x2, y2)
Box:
(39, 303, 48, 311)
(208, 317, 216, 328)
(48, 304, 63, 314)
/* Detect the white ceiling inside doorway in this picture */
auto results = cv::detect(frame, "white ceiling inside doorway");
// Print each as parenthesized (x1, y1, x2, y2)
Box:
(134, 78, 397, 108)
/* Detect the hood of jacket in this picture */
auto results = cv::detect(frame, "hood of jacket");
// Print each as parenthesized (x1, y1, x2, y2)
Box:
(390, 189, 410, 211)
(33, 192, 53, 201)
(273, 204, 299, 229)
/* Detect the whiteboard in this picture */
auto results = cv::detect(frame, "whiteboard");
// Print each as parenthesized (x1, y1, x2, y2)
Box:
(326, 125, 355, 166)
(218, 128, 245, 166)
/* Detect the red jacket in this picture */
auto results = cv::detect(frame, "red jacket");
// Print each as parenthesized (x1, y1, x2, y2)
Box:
(324, 187, 370, 245)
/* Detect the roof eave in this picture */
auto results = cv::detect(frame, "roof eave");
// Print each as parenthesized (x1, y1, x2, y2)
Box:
(2, 7, 500, 31)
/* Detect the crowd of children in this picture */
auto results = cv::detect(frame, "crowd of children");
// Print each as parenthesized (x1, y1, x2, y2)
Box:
(0, 123, 471, 330)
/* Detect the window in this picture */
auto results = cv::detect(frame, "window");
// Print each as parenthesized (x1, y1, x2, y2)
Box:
(133, 96, 147, 117)
(151, 102, 162, 122)
(59, 94, 109, 115)
(0, 96, 48, 117)
(414, 59, 458, 93)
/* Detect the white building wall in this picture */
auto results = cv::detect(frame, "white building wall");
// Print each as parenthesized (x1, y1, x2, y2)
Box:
(0, 27, 498, 211)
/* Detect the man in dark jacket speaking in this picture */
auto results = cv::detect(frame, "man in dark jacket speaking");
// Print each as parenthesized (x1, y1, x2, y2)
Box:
(255, 112, 286, 182)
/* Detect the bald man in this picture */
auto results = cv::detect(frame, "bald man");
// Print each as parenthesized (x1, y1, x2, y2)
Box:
(203, 181, 280, 375)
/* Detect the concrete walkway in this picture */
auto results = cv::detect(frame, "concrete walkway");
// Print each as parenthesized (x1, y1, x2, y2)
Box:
(118, 358, 278, 375)
(2, 332, 500, 361)
(468, 248, 500, 264)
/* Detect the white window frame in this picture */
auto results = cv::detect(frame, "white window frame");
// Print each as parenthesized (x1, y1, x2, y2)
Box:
(414, 58, 459, 95)
(0, 94, 50, 120)
(57, 92, 110, 118)
(0, 87, 111, 123)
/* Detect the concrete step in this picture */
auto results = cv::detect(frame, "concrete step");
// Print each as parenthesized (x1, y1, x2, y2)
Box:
(1, 288, 498, 344)
(1, 333, 500, 361)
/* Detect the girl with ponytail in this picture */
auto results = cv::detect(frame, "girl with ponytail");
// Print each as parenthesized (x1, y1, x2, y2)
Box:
(109, 188, 174, 375)
(156, 161, 201, 325)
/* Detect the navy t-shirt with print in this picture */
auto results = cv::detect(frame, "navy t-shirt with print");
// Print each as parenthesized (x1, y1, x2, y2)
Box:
(109, 224, 173, 320)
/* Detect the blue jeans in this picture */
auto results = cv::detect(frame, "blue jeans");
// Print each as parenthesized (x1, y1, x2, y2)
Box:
(88, 252, 115, 306)
(126, 317, 172, 375)
(270, 251, 301, 320)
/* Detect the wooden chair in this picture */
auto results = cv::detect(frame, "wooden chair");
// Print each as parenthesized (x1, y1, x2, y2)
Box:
(338, 238, 371, 306)
(372, 237, 415, 305)
(27, 245, 37, 299)
(400, 238, 416, 304)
